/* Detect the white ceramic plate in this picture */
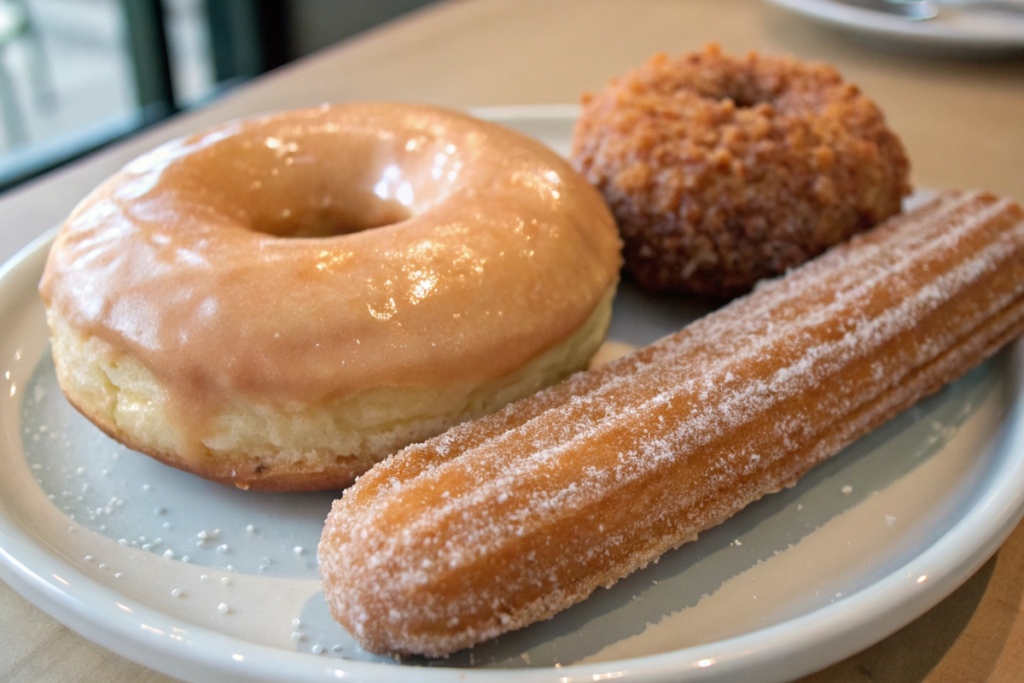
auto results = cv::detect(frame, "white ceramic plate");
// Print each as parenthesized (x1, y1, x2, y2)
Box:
(764, 0, 1024, 57)
(2, 107, 1024, 683)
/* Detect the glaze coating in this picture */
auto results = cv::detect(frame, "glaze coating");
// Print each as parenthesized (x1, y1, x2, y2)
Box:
(40, 103, 621, 484)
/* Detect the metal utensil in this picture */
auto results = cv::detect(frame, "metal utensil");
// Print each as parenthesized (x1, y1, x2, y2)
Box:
(837, 0, 939, 20)
(887, 0, 1024, 16)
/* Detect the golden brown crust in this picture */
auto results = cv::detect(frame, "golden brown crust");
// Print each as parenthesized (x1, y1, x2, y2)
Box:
(572, 44, 911, 297)
(47, 284, 616, 492)
(319, 190, 1024, 657)
(58, 384, 368, 491)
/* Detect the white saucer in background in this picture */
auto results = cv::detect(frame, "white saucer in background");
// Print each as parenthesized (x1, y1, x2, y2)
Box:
(765, 0, 1024, 57)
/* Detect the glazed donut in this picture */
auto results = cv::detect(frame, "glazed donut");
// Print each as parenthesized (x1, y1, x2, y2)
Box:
(572, 44, 911, 298)
(40, 103, 622, 491)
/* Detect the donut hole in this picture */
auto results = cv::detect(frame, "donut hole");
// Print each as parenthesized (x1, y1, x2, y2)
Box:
(171, 125, 439, 239)
(723, 92, 767, 109)
(251, 196, 413, 239)
(237, 154, 420, 239)
(713, 84, 772, 109)
(696, 78, 773, 109)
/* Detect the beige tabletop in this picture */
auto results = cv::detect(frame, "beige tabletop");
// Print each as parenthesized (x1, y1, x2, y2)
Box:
(2, 1, 1024, 681)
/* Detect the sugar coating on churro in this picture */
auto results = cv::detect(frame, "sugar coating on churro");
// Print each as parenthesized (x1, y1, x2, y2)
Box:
(320, 190, 1024, 657)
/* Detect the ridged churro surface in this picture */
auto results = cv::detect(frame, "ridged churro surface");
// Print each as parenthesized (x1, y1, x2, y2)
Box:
(320, 190, 1024, 657)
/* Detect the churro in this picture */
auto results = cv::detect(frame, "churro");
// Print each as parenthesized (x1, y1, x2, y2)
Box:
(320, 190, 1024, 657)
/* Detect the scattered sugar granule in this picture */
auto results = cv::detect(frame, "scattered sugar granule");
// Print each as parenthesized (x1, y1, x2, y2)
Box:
(841, 485, 853, 495)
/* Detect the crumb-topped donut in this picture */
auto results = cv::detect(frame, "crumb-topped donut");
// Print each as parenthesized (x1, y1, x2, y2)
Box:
(572, 44, 911, 298)
(40, 103, 622, 491)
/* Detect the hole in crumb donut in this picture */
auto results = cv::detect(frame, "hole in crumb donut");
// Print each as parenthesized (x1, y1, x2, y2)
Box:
(722, 92, 766, 109)
(701, 84, 770, 109)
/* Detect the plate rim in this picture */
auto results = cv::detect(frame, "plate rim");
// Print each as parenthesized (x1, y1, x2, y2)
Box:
(2, 107, 1024, 683)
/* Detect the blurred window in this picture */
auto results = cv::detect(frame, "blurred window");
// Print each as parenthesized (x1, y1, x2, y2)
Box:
(0, 0, 437, 194)
(0, 0, 216, 192)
